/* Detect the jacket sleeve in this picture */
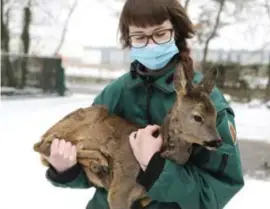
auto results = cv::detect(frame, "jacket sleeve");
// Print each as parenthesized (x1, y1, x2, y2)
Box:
(46, 163, 92, 188)
(91, 77, 125, 116)
(46, 78, 125, 188)
(136, 108, 244, 209)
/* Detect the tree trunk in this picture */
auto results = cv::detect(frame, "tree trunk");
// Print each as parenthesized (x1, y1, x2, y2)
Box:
(201, 0, 226, 73)
(264, 53, 270, 102)
(264, 0, 270, 19)
(20, 2, 32, 88)
(1, 0, 16, 87)
(184, 0, 191, 11)
(54, 0, 78, 55)
(262, 1, 270, 102)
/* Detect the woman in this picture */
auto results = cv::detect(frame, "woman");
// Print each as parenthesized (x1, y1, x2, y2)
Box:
(45, 0, 244, 208)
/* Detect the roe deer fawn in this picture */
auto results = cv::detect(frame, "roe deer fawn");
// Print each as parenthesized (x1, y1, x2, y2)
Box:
(33, 62, 222, 209)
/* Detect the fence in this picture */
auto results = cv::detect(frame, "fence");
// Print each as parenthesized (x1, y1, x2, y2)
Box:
(203, 62, 270, 102)
(2, 48, 269, 101)
(81, 46, 270, 69)
(73, 47, 270, 102)
(1, 52, 66, 96)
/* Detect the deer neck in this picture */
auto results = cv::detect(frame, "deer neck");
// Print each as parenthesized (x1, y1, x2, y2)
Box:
(159, 109, 173, 148)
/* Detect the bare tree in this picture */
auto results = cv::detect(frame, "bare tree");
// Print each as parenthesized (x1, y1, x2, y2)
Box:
(263, 0, 270, 102)
(54, 0, 78, 55)
(265, 54, 270, 102)
(184, 0, 191, 11)
(1, 0, 16, 87)
(20, 0, 32, 88)
(198, 0, 227, 73)
(6, 0, 79, 55)
(264, 0, 270, 19)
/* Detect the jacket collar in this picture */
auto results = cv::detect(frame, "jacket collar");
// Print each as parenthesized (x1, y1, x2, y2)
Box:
(126, 61, 203, 94)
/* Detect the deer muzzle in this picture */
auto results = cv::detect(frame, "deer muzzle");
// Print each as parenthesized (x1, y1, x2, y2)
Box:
(203, 138, 222, 149)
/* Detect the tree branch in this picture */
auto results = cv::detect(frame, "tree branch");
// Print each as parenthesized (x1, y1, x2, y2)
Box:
(201, 0, 226, 72)
(264, 0, 270, 19)
(208, 0, 226, 41)
(54, 0, 78, 54)
(31, 0, 61, 25)
(184, 0, 191, 11)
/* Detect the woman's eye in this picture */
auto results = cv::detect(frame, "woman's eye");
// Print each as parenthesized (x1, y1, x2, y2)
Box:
(134, 36, 145, 40)
(155, 32, 166, 37)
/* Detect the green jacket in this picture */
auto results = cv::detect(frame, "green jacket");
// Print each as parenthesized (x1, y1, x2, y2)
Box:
(46, 62, 244, 209)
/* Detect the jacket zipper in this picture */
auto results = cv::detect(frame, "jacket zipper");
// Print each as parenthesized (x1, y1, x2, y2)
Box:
(146, 78, 153, 124)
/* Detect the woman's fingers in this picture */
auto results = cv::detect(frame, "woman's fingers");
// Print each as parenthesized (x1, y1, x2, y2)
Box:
(50, 138, 59, 157)
(63, 141, 72, 160)
(70, 145, 77, 161)
(145, 125, 160, 133)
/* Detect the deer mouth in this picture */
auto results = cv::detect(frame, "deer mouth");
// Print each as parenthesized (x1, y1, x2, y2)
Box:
(203, 139, 222, 150)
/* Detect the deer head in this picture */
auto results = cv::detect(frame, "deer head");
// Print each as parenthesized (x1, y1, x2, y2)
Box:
(165, 63, 222, 152)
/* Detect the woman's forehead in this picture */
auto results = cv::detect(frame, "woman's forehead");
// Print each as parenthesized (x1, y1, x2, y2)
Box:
(129, 20, 173, 33)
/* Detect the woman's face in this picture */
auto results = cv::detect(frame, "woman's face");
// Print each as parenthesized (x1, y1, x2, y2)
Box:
(128, 20, 175, 48)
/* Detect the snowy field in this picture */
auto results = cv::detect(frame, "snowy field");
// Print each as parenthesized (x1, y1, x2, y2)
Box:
(0, 93, 270, 209)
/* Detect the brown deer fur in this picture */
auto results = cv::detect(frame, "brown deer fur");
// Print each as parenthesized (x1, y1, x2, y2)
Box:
(33, 62, 222, 209)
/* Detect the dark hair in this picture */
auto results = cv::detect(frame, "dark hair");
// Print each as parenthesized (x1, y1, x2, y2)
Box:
(118, 0, 195, 78)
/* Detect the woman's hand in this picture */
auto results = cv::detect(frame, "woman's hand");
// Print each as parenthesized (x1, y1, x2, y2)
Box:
(129, 125, 163, 171)
(43, 138, 77, 173)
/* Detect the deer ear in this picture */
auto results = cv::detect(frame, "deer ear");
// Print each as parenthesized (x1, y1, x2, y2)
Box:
(199, 67, 218, 94)
(173, 63, 192, 96)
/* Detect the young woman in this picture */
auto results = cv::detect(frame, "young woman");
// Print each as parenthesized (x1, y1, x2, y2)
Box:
(44, 0, 244, 208)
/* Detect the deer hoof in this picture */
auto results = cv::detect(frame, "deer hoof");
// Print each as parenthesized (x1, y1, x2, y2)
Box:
(90, 162, 110, 175)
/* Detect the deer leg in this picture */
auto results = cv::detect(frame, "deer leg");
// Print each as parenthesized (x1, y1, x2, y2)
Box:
(107, 184, 133, 209)
(83, 168, 109, 189)
(127, 185, 152, 208)
(34, 134, 60, 167)
(107, 164, 133, 209)
(107, 163, 149, 209)
(108, 180, 150, 209)
(77, 150, 110, 175)
(33, 134, 57, 156)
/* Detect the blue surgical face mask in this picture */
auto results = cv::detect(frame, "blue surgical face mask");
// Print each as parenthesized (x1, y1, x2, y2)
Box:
(130, 39, 179, 70)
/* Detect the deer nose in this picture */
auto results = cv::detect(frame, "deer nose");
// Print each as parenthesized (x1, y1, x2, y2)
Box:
(203, 138, 223, 148)
(215, 138, 223, 148)
(215, 138, 222, 143)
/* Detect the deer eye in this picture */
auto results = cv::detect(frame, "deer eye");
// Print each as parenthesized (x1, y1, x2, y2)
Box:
(193, 115, 203, 123)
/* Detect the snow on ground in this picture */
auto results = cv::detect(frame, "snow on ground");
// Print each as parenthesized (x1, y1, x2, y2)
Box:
(233, 102, 270, 143)
(65, 67, 127, 79)
(0, 93, 270, 209)
(225, 177, 270, 209)
(0, 94, 96, 209)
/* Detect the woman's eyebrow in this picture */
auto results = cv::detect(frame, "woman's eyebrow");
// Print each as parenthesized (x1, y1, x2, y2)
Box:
(153, 26, 166, 31)
(130, 27, 165, 35)
(129, 31, 145, 35)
